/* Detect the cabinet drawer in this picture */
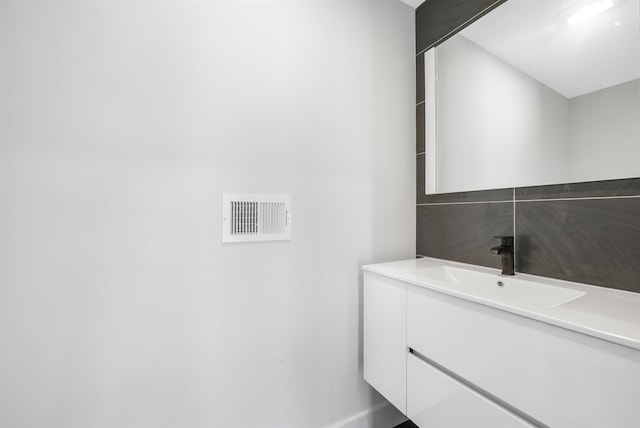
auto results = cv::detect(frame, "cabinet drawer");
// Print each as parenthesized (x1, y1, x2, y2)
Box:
(407, 285, 640, 428)
(407, 353, 533, 428)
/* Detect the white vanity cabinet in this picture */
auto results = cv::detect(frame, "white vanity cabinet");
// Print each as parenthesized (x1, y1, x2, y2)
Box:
(363, 260, 640, 428)
(363, 271, 406, 413)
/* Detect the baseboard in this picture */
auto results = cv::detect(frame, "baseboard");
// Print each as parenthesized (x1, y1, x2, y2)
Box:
(326, 401, 407, 428)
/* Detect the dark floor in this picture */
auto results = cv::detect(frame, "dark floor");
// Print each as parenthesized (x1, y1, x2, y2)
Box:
(394, 421, 418, 428)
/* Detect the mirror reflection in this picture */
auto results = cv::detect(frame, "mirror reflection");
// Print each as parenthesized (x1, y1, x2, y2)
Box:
(429, 0, 640, 194)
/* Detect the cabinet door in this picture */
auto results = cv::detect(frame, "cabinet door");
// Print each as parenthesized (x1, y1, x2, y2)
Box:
(363, 271, 406, 414)
(407, 353, 534, 428)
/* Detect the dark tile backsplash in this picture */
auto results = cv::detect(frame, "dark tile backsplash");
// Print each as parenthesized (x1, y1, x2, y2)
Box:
(420, 187, 513, 204)
(515, 198, 640, 293)
(416, 53, 425, 103)
(516, 178, 640, 200)
(416, 0, 507, 53)
(416, 102, 425, 154)
(416, 154, 427, 205)
(417, 202, 513, 269)
(416, 181, 640, 293)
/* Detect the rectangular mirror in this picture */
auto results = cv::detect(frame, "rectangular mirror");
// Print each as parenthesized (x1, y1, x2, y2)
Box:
(426, 0, 640, 194)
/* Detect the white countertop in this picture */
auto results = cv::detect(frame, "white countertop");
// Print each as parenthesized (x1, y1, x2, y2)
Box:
(362, 257, 640, 351)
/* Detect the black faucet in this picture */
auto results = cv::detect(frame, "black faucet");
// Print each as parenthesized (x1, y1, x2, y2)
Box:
(490, 236, 515, 275)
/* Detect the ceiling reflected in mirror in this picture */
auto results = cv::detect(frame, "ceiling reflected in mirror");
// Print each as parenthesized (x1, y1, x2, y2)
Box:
(460, 0, 640, 98)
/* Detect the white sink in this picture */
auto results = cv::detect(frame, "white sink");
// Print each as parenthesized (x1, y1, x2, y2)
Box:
(416, 265, 586, 308)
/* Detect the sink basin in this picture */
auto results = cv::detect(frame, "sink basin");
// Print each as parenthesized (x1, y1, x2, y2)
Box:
(416, 265, 586, 308)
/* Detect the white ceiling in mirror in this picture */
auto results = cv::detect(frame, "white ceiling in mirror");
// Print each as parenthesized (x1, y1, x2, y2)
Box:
(461, 0, 640, 98)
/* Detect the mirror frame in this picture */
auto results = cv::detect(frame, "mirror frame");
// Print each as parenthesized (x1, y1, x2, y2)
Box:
(419, 0, 640, 195)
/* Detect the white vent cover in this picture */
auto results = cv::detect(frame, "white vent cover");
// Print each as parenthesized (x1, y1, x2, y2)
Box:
(222, 194, 291, 243)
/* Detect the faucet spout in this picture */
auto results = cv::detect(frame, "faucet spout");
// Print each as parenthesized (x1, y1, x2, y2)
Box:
(490, 236, 515, 275)
(490, 245, 509, 255)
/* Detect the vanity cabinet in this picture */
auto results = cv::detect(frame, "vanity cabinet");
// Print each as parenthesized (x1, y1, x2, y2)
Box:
(363, 268, 640, 428)
(363, 271, 406, 413)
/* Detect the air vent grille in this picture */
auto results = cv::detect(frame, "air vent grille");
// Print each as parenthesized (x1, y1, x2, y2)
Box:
(222, 194, 291, 243)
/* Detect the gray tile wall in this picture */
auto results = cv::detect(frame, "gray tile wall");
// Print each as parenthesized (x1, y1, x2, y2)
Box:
(415, 0, 507, 55)
(416, 179, 640, 293)
(515, 192, 640, 292)
(417, 202, 513, 268)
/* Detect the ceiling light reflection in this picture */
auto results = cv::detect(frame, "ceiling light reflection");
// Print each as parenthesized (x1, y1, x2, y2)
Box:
(568, 0, 614, 26)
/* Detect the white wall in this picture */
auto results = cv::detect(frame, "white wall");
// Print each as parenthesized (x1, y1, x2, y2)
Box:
(568, 79, 640, 183)
(0, 1, 415, 427)
(435, 35, 570, 193)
